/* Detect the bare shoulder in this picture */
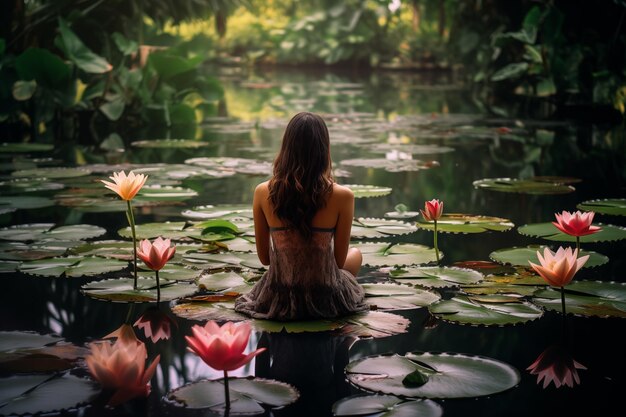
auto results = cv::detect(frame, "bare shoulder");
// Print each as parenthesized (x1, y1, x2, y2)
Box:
(331, 183, 354, 202)
(255, 181, 270, 197)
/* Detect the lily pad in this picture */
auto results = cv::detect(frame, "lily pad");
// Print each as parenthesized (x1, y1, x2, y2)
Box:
(362, 283, 441, 310)
(332, 395, 443, 417)
(490, 245, 608, 268)
(135, 185, 198, 201)
(81, 277, 197, 302)
(352, 218, 417, 239)
(181, 204, 253, 220)
(118, 221, 192, 240)
(198, 271, 250, 291)
(368, 143, 454, 155)
(138, 264, 202, 281)
(0, 223, 105, 242)
(340, 158, 438, 173)
(0, 374, 99, 415)
(11, 167, 92, 179)
(0, 331, 62, 352)
(416, 214, 514, 234)
(577, 198, 626, 216)
(0, 179, 64, 193)
(0, 196, 54, 210)
(461, 271, 546, 297)
(19, 256, 129, 277)
(173, 301, 249, 322)
(344, 185, 392, 198)
(518, 222, 626, 243)
(346, 352, 520, 398)
(384, 204, 421, 219)
(183, 251, 265, 271)
(532, 281, 626, 318)
(390, 266, 483, 288)
(132, 139, 209, 148)
(0, 241, 68, 261)
(353, 242, 440, 267)
(473, 178, 575, 194)
(185, 157, 272, 176)
(0, 143, 54, 153)
(166, 377, 299, 414)
(428, 295, 543, 326)
(339, 311, 410, 338)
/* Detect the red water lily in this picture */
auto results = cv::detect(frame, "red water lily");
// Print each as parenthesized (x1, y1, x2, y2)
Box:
(137, 237, 176, 271)
(420, 199, 444, 222)
(552, 210, 601, 237)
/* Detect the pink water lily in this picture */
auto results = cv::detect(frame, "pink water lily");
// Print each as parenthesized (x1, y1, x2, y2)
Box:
(529, 247, 588, 288)
(86, 338, 159, 407)
(137, 237, 176, 271)
(101, 170, 147, 201)
(552, 210, 601, 237)
(134, 307, 177, 343)
(420, 199, 444, 222)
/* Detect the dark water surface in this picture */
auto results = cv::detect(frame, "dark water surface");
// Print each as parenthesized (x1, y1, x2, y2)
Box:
(1, 67, 626, 416)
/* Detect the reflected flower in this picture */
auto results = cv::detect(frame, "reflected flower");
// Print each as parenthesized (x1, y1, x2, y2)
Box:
(552, 210, 601, 237)
(134, 307, 177, 343)
(104, 323, 140, 346)
(100, 170, 147, 201)
(527, 345, 586, 389)
(86, 338, 160, 406)
(528, 247, 588, 288)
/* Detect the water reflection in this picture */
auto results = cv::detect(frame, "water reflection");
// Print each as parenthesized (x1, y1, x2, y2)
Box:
(255, 331, 355, 416)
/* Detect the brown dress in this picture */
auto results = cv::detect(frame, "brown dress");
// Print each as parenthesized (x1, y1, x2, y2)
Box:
(235, 226, 367, 320)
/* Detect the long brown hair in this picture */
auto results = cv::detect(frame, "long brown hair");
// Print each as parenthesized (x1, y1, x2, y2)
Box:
(268, 112, 334, 238)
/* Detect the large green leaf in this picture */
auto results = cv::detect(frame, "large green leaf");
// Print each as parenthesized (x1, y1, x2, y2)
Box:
(166, 377, 299, 413)
(58, 18, 111, 73)
(148, 52, 204, 80)
(346, 352, 520, 398)
(390, 266, 483, 288)
(332, 395, 443, 417)
(518, 222, 626, 243)
(532, 281, 626, 318)
(19, 256, 129, 277)
(0, 374, 98, 415)
(81, 277, 197, 302)
(428, 295, 543, 326)
(344, 184, 392, 198)
(577, 199, 626, 216)
(15, 48, 72, 88)
(490, 245, 608, 268)
(12, 80, 37, 101)
(353, 242, 439, 267)
(362, 283, 440, 310)
(491, 62, 529, 82)
(416, 214, 514, 234)
(198, 271, 250, 291)
(352, 218, 417, 239)
(473, 178, 575, 194)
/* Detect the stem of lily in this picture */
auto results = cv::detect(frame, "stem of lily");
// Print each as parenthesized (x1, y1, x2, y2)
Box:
(124, 303, 135, 324)
(560, 286, 566, 316)
(576, 236, 580, 255)
(127, 200, 138, 290)
(155, 270, 160, 303)
(434, 220, 440, 264)
(223, 370, 230, 410)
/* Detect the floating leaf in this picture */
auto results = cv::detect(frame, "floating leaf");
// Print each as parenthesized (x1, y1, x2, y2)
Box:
(490, 245, 608, 268)
(417, 214, 514, 234)
(0, 223, 105, 242)
(0, 374, 99, 415)
(183, 251, 265, 271)
(0, 179, 64, 193)
(332, 395, 443, 417)
(198, 271, 249, 291)
(132, 139, 209, 148)
(577, 199, 626, 217)
(346, 352, 520, 398)
(0, 332, 62, 352)
(340, 311, 410, 338)
(390, 266, 483, 288)
(138, 264, 201, 281)
(462, 272, 545, 297)
(0, 241, 68, 261)
(354, 242, 439, 267)
(429, 295, 543, 326)
(340, 158, 438, 172)
(0, 143, 54, 153)
(136, 185, 198, 201)
(81, 277, 197, 302)
(185, 157, 272, 176)
(182, 204, 253, 220)
(166, 377, 299, 413)
(363, 283, 440, 310)
(532, 281, 626, 318)
(344, 185, 392, 198)
(172, 301, 249, 322)
(19, 256, 129, 277)
(11, 167, 91, 179)
(473, 178, 575, 194)
(118, 221, 191, 240)
(518, 222, 626, 243)
(368, 143, 454, 155)
(352, 218, 417, 239)
(451, 260, 516, 275)
(0, 196, 54, 210)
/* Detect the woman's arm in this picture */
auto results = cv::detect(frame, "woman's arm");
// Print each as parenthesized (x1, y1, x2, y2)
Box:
(253, 183, 271, 266)
(333, 186, 354, 269)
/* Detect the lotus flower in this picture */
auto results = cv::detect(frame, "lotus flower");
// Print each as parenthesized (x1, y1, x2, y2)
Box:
(186, 321, 265, 372)
(137, 237, 176, 271)
(134, 307, 177, 343)
(420, 199, 444, 222)
(529, 247, 589, 288)
(86, 338, 160, 406)
(552, 210, 601, 237)
(527, 344, 586, 389)
(100, 170, 147, 201)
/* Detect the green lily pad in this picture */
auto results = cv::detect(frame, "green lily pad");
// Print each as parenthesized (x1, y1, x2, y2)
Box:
(344, 185, 392, 198)
(138, 264, 201, 281)
(11, 167, 92, 179)
(518, 222, 626, 242)
(416, 214, 514, 234)
(172, 301, 249, 322)
(353, 242, 440, 267)
(577, 198, 626, 216)
(185, 157, 272, 176)
(81, 277, 197, 302)
(362, 283, 440, 310)
(390, 266, 483, 288)
(19, 256, 129, 277)
(332, 395, 443, 417)
(0, 143, 54, 153)
(0, 241, 68, 261)
(461, 272, 546, 297)
(135, 185, 198, 201)
(166, 377, 299, 413)
(132, 139, 209, 148)
(0, 261, 20, 273)
(428, 295, 543, 326)
(339, 311, 410, 338)
(0, 223, 105, 242)
(0, 179, 64, 193)
(340, 158, 438, 172)
(384, 204, 421, 219)
(473, 178, 575, 194)
(346, 352, 520, 398)
(0, 374, 99, 415)
(352, 218, 417, 239)
(532, 280, 626, 318)
(0, 331, 62, 352)
(490, 245, 608, 268)
(368, 143, 454, 155)
(0, 196, 54, 209)
(181, 204, 253, 220)
(118, 221, 191, 240)
(183, 251, 265, 271)
(198, 271, 249, 291)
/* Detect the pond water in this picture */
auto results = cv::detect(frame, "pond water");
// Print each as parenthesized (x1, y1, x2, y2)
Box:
(1, 67, 625, 417)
